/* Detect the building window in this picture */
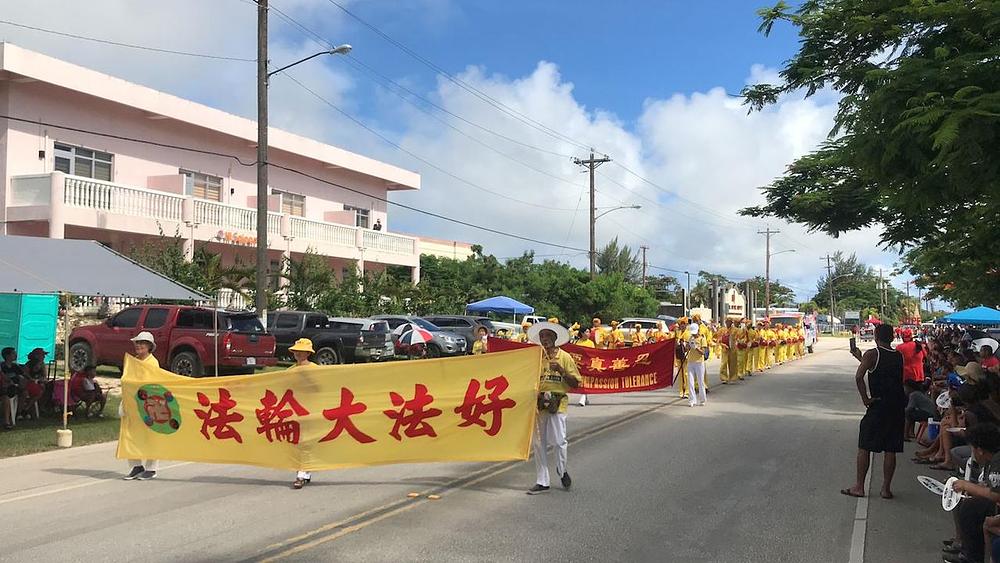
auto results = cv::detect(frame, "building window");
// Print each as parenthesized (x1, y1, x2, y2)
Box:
(180, 169, 223, 201)
(273, 190, 305, 217)
(54, 143, 113, 181)
(344, 205, 370, 229)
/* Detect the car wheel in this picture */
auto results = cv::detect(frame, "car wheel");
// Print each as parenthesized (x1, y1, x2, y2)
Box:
(170, 351, 203, 377)
(315, 347, 340, 365)
(425, 344, 442, 358)
(69, 341, 92, 372)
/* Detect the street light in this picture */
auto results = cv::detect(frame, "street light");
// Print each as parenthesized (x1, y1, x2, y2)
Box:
(594, 204, 641, 221)
(590, 204, 641, 278)
(764, 248, 795, 317)
(256, 1, 352, 323)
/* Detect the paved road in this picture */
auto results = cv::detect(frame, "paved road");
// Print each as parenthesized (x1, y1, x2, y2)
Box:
(0, 338, 947, 562)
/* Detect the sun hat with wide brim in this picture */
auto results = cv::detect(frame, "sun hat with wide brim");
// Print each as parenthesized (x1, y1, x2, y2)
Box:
(130, 331, 156, 352)
(288, 338, 315, 354)
(957, 361, 985, 383)
(527, 321, 570, 347)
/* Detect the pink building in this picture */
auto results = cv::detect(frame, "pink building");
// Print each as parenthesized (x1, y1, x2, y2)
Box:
(0, 43, 436, 304)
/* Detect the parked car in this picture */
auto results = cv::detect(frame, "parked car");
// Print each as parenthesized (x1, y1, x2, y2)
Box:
(371, 315, 467, 357)
(267, 310, 393, 364)
(69, 305, 277, 377)
(423, 315, 497, 347)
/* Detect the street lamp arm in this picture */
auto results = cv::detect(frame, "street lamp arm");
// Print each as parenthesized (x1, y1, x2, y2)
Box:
(594, 205, 641, 221)
(267, 45, 352, 77)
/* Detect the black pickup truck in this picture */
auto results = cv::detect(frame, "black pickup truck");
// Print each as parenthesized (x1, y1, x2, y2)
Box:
(266, 311, 394, 364)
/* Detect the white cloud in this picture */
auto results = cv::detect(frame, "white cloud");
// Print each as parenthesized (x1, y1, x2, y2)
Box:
(0, 2, 905, 302)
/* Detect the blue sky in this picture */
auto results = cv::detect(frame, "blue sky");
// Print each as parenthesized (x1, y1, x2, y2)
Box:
(3, 0, 931, 306)
(274, 0, 801, 128)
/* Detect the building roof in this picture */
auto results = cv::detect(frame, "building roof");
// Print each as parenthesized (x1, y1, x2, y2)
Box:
(0, 43, 419, 191)
(0, 235, 208, 300)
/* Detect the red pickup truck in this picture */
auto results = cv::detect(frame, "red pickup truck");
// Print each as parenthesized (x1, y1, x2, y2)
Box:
(69, 305, 277, 377)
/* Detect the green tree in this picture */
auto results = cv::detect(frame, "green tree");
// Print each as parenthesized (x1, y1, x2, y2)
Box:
(740, 0, 1000, 308)
(595, 238, 642, 283)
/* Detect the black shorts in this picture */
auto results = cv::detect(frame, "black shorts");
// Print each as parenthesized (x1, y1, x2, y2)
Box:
(858, 403, 905, 453)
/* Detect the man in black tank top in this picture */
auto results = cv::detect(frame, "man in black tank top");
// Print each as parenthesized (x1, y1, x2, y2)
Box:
(841, 324, 906, 500)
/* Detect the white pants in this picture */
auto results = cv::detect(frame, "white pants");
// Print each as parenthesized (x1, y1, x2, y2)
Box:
(296, 471, 311, 480)
(533, 411, 567, 487)
(687, 362, 707, 406)
(128, 459, 159, 471)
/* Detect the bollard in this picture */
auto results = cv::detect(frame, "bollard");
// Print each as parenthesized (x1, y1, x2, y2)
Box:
(56, 429, 73, 448)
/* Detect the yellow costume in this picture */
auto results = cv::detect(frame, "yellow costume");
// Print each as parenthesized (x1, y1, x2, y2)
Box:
(608, 321, 625, 349)
(746, 326, 758, 374)
(734, 323, 748, 380)
(755, 324, 766, 372)
(673, 320, 690, 398)
(717, 324, 731, 383)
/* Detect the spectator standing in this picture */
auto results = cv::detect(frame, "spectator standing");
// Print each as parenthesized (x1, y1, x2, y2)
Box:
(841, 324, 906, 500)
(471, 326, 489, 355)
(1, 347, 24, 429)
(896, 329, 927, 383)
(372, 219, 382, 231)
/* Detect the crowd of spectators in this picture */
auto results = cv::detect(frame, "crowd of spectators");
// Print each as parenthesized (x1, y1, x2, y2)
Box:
(0, 346, 105, 430)
(899, 326, 1000, 562)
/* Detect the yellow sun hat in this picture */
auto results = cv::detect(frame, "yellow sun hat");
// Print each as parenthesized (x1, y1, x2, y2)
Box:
(288, 338, 315, 354)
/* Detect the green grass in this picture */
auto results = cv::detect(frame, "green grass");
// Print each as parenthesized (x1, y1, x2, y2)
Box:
(0, 395, 122, 458)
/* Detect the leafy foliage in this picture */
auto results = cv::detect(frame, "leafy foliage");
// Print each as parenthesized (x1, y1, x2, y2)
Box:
(740, 0, 1000, 307)
(595, 237, 642, 283)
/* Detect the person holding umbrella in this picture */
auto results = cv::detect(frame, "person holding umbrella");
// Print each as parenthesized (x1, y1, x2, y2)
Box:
(394, 323, 435, 358)
(526, 321, 581, 495)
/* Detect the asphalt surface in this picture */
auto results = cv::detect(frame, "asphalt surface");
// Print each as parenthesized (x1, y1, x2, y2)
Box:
(0, 338, 949, 562)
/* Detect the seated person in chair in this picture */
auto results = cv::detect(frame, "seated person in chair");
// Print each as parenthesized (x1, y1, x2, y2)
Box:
(70, 365, 105, 417)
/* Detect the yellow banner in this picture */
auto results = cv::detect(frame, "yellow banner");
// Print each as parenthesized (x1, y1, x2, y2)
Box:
(117, 348, 541, 471)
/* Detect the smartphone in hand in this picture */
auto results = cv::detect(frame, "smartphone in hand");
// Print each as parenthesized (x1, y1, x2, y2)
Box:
(849, 337, 858, 353)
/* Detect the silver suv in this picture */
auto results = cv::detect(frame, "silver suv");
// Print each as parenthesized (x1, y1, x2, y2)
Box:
(371, 315, 467, 357)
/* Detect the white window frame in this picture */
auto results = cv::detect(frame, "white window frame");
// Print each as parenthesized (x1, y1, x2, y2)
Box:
(344, 205, 370, 229)
(180, 169, 223, 201)
(54, 142, 113, 181)
(272, 189, 305, 217)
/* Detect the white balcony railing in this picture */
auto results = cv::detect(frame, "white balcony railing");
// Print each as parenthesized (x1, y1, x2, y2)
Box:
(8, 173, 419, 261)
(363, 229, 417, 255)
(290, 216, 356, 247)
(64, 176, 184, 221)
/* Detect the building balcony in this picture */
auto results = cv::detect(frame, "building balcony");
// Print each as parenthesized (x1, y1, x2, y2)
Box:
(6, 172, 419, 270)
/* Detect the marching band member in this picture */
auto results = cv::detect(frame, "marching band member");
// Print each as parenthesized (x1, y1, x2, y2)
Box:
(686, 324, 708, 407)
(746, 320, 758, 375)
(717, 319, 732, 384)
(674, 317, 691, 399)
(765, 321, 777, 369)
(734, 319, 749, 381)
(755, 321, 767, 373)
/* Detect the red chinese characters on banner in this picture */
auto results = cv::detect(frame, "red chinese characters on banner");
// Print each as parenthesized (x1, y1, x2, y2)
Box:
(455, 376, 516, 436)
(320, 388, 376, 444)
(383, 383, 442, 441)
(256, 389, 310, 444)
(195, 388, 245, 443)
(488, 337, 675, 394)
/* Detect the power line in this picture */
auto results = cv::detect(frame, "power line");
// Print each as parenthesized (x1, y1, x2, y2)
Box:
(0, 18, 255, 62)
(0, 113, 589, 252)
(322, 0, 594, 152)
(277, 72, 583, 212)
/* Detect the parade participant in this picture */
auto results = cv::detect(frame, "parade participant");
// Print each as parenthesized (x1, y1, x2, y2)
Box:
(755, 321, 767, 373)
(797, 325, 807, 358)
(471, 326, 490, 355)
(590, 318, 606, 348)
(841, 324, 905, 500)
(527, 322, 581, 495)
(575, 329, 596, 407)
(686, 324, 709, 407)
(631, 323, 645, 347)
(777, 325, 788, 364)
(674, 318, 691, 399)
(717, 320, 731, 384)
(765, 321, 777, 369)
(287, 339, 319, 490)
(516, 321, 532, 343)
(124, 332, 161, 481)
(746, 321, 759, 376)
(608, 320, 625, 349)
(734, 320, 749, 381)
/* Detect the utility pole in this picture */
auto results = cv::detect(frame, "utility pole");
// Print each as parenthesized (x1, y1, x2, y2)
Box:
(822, 255, 835, 333)
(573, 150, 611, 279)
(640, 245, 648, 287)
(878, 267, 885, 317)
(255, 0, 270, 323)
(758, 227, 780, 317)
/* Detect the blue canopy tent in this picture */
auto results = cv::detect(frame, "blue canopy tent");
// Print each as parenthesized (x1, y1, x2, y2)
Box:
(466, 296, 534, 323)
(935, 306, 1000, 326)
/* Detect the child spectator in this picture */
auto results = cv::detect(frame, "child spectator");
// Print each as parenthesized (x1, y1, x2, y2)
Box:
(903, 379, 936, 441)
(70, 365, 105, 417)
